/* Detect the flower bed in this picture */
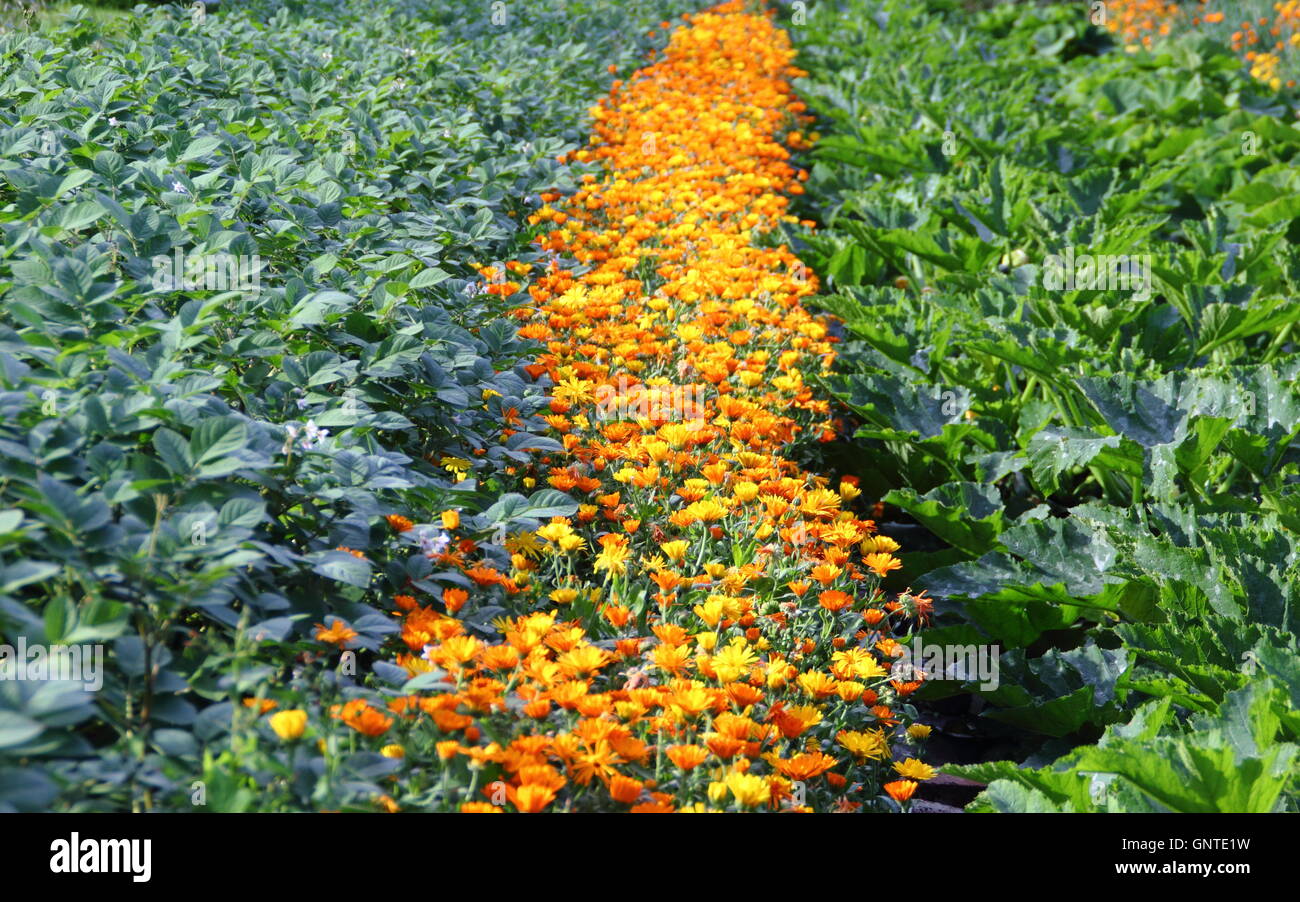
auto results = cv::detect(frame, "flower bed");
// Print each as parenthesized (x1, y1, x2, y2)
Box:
(359, 0, 931, 813)
(1105, 0, 1300, 88)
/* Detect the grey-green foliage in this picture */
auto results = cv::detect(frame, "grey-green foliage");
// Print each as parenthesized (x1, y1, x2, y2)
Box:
(0, 0, 693, 811)
(786, 0, 1300, 810)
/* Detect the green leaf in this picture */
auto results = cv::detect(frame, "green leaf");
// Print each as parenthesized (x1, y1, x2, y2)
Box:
(0, 510, 23, 535)
(311, 551, 371, 588)
(0, 561, 60, 594)
(1070, 733, 1295, 813)
(288, 291, 356, 328)
(483, 489, 578, 526)
(883, 482, 1006, 556)
(189, 417, 248, 478)
(946, 760, 1095, 811)
(181, 136, 223, 160)
(964, 780, 1074, 813)
(153, 428, 195, 476)
(0, 712, 45, 750)
(409, 267, 451, 289)
(1026, 427, 1130, 495)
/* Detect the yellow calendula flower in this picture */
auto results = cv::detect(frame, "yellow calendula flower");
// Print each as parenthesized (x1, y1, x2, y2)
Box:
(796, 670, 838, 698)
(847, 648, 890, 681)
(798, 487, 842, 517)
(536, 522, 571, 543)
(838, 728, 889, 761)
(712, 640, 759, 682)
(861, 534, 901, 554)
(661, 540, 690, 564)
(594, 535, 631, 578)
(553, 376, 596, 406)
(440, 457, 471, 481)
(724, 772, 771, 808)
(707, 781, 730, 805)
(684, 498, 728, 523)
(893, 758, 935, 781)
(556, 644, 611, 678)
(693, 597, 726, 628)
(506, 531, 543, 558)
(269, 710, 308, 742)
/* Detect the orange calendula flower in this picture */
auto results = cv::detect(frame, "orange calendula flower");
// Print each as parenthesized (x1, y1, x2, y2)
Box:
(385, 514, 414, 533)
(333, 699, 393, 737)
(884, 780, 919, 803)
(666, 744, 710, 770)
(393, 594, 418, 612)
(461, 802, 502, 813)
(602, 604, 633, 628)
(864, 553, 902, 578)
(443, 587, 469, 614)
(314, 619, 358, 647)
(774, 751, 838, 781)
(810, 563, 842, 585)
(818, 589, 853, 612)
(505, 783, 557, 813)
(606, 774, 645, 804)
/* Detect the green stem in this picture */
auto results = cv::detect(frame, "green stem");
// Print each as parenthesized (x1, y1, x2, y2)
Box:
(1261, 322, 1295, 363)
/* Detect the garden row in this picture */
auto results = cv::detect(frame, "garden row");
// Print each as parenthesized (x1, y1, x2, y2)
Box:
(783, 0, 1300, 811)
(355, 0, 932, 813)
(0, 0, 700, 812)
